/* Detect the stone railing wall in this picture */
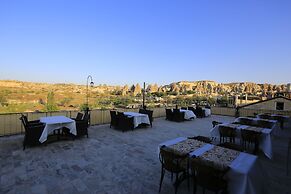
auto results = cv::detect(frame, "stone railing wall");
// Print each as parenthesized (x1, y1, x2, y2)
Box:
(1, 107, 290, 136)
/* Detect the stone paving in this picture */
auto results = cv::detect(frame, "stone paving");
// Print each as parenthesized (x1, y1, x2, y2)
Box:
(0, 115, 291, 194)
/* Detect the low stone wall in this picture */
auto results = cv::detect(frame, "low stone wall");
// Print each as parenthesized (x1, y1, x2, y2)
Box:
(1, 107, 290, 136)
(0, 107, 167, 136)
(211, 107, 236, 116)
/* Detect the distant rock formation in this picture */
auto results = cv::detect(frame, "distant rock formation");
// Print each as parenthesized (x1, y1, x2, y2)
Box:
(158, 81, 289, 97)
(0, 80, 289, 98)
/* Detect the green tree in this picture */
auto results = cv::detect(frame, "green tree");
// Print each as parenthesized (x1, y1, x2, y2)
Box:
(80, 103, 90, 111)
(46, 91, 58, 112)
(0, 94, 8, 106)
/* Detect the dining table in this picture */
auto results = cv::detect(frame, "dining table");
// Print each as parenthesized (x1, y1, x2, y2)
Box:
(210, 123, 273, 159)
(39, 116, 77, 143)
(158, 137, 265, 194)
(179, 109, 196, 120)
(123, 112, 150, 128)
(203, 108, 211, 117)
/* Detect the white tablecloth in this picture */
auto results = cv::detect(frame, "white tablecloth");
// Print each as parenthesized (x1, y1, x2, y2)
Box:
(180, 109, 196, 120)
(203, 108, 211, 117)
(158, 137, 264, 194)
(39, 116, 76, 143)
(235, 117, 278, 128)
(228, 153, 264, 194)
(210, 123, 273, 159)
(124, 112, 150, 128)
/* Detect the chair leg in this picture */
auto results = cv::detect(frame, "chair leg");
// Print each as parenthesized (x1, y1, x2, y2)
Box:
(287, 147, 290, 176)
(174, 173, 178, 194)
(159, 168, 165, 192)
(193, 178, 197, 194)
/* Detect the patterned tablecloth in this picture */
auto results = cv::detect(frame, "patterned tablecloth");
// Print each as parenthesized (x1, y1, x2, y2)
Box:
(168, 139, 206, 155)
(197, 145, 240, 171)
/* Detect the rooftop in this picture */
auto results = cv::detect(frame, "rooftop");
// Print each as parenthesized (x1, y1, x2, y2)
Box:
(1, 115, 291, 194)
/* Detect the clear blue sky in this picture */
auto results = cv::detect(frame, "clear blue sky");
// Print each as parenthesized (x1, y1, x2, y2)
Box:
(0, 0, 290, 86)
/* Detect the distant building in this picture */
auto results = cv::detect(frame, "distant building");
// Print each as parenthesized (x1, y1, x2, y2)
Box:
(229, 94, 260, 107)
(239, 96, 291, 111)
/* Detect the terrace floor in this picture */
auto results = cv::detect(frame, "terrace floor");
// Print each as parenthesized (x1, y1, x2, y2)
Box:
(1, 115, 291, 194)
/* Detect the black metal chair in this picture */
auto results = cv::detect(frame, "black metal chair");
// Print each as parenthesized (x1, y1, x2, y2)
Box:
(287, 138, 291, 176)
(110, 110, 118, 128)
(173, 109, 185, 122)
(159, 146, 189, 194)
(21, 114, 41, 125)
(188, 107, 195, 114)
(166, 109, 174, 121)
(20, 115, 45, 150)
(75, 112, 89, 138)
(117, 113, 134, 132)
(241, 129, 261, 154)
(139, 109, 154, 127)
(191, 158, 229, 194)
(218, 125, 236, 144)
(74, 112, 84, 121)
(195, 107, 205, 118)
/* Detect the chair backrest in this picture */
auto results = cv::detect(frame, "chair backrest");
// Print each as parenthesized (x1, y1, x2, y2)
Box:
(83, 111, 90, 123)
(145, 110, 153, 122)
(173, 109, 180, 113)
(191, 158, 229, 184)
(196, 107, 204, 117)
(76, 112, 84, 120)
(159, 146, 187, 172)
(117, 113, 133, 131)
(188, 107, 195, 111)
(139, 109, 146, 114)
(19, 115, 28, 129)
(218, 126, 236, 137)
(110, 110, 117, 118)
